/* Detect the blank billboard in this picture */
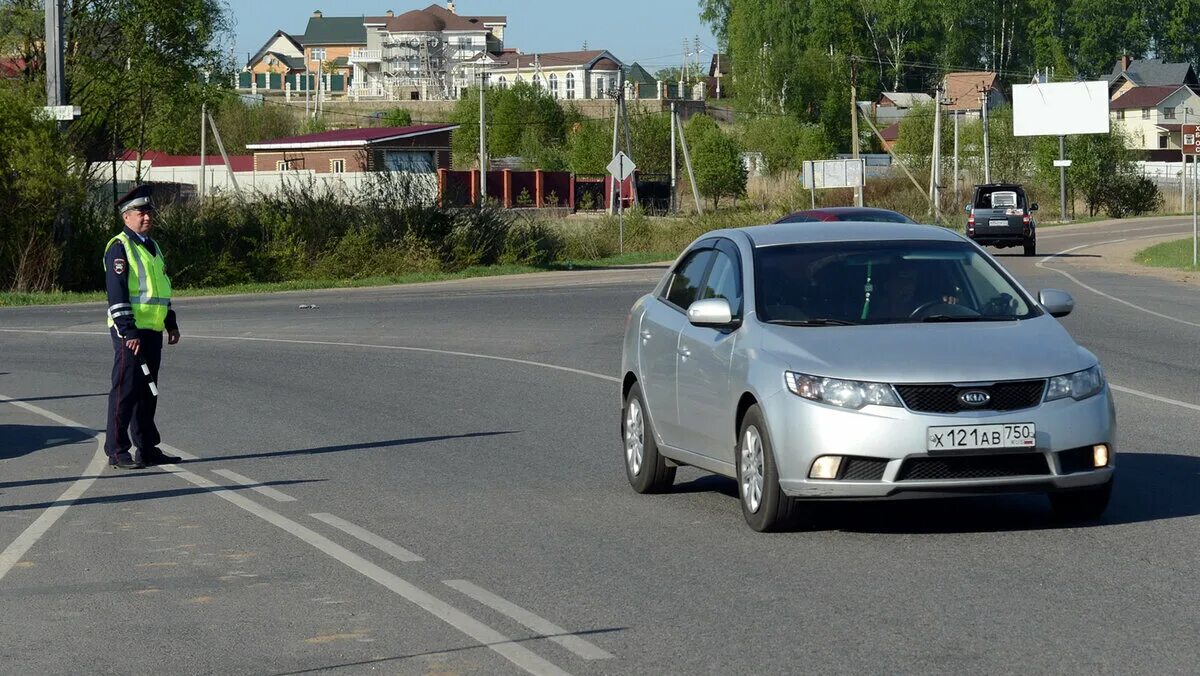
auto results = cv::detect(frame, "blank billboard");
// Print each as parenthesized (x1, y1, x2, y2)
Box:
(1012, 81, 1110, 137)
(803, 159, 865, 189)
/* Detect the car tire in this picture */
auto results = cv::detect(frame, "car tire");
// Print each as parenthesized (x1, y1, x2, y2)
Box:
(736, 405, 799, 532)
(1048, 480, 1112, 521)
(1023, 238, 1036, 256)
(622, 382, 676, 494)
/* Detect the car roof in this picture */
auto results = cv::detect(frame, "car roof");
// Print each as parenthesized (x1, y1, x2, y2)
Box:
(729, 221, 965, 248)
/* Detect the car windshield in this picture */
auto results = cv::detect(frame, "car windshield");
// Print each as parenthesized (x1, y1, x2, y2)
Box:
(835, 211, 912, 223)
(754, 240, 1037, 325)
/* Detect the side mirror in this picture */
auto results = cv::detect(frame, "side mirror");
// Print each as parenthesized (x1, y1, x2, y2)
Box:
(964, 204, 972, 214)
(1039, 289, 1074, 318)
(1030, 203, 1040, 212)
(687, 298, 736, 328)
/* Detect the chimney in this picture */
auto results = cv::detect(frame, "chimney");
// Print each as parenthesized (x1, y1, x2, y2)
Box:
(312, 10, 322, 18)
(385, 9, 393, 16)
(1121, 55, 1131, 72)
(447, 1, 457, 14)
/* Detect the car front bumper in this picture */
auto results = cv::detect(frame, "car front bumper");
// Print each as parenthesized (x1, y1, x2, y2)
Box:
(763, 386, 1116, 499)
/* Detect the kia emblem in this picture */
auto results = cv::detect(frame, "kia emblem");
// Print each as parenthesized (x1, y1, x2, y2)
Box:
(959, 390, 991, 407)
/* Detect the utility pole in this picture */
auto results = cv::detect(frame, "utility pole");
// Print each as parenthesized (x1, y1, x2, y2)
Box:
(953, 110, 961, 205)
(931, 83, 943, 221)
(479, 72, 488, 204)
(206, 110, 240, 196)
(981, 86, 992, 183)
(610, 80, 621, 215)
(850, 58, 863, 207)
(618, 71, 637, 206)
(670, 102, 678, 214)
(675, 108, 703, 214)
(44, 0, 65, 108)
(199, 102, 207, 202)
(1059, 135, 1068, 223)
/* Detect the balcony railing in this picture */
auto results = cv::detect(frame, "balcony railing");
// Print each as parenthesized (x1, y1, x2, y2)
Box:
(349, 49, 382, 63)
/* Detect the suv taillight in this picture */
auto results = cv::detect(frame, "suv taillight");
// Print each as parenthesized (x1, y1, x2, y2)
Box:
(967, 213, 975, 235)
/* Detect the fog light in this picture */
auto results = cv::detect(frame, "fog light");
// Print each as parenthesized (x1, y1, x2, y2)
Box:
(1093, 444, 1110, 468)
(810, 456, 843, 480)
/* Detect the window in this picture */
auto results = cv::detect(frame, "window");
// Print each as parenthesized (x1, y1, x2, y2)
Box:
(700, 248, 743, 317)
(532, 74, 541, 89)
(596, 77, 605, 98)
(1163, 107, 1176, 119)
(548, 73, 558, 98)
(330, 159, 345, 173)
(1160, 134, 1169, 149)
(1142, 107, 1151, 119)
(276, 160, 291, 171)
(311, 48, 326, 61)
(565, 72, 575, 99)
(497, 75, 507, 89)
(383, 150, 435, 173)
(1116, 109, 1125, 120)
(664, 249, 714, 310)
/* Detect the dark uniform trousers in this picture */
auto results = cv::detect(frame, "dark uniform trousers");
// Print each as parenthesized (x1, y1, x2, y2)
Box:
(105, 328, 163, 458)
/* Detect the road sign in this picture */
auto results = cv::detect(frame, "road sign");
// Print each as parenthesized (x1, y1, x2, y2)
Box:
(1183, 124, 1200, 155)
(607, 152, 636, 181)
(40, 105, 81, 121)
(1053, 159, 1073, 168)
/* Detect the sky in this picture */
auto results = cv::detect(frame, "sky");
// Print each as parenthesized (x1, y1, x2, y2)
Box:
(228, 0, 719, 75)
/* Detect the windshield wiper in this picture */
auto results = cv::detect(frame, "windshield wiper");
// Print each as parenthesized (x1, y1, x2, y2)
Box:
(768, 318, 859, 326)
(921, 314, 1015, 323)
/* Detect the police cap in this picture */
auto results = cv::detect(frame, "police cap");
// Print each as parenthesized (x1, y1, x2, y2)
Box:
(117, 184, 153, 213)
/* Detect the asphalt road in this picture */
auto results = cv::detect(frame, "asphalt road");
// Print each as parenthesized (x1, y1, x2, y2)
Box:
(1, 216, 1198, 675)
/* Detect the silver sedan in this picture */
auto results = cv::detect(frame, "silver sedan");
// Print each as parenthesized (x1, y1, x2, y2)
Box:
(619, 222, 1116, 532)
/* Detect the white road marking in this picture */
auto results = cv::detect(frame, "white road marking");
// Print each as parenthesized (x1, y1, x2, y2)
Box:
(0, 395, 106, 584)
(1039, 222, 1190, 240)
(0, 329, 620, 384)
(1037, 238, 1200, 329)
(445, 579, 614, 661)
(212, 469, 297, 502)
(309, 513, 423, 562)
(157, 466, 569, 676)
(159, 443, 200, 461)
(1110, 384, 1200, 413)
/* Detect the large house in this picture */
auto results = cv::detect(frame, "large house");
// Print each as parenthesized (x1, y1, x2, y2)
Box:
(1109, 57, 1200, 99)
(301, 11, 369, 82)
(1109, 85, 1200, 159)
(246, 30, 305, 78)
(462, 50, 624, 101)
(873, 91, 933, 124)
(349, 3, 508, 100)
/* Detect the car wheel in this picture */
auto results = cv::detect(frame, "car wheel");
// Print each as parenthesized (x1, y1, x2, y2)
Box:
(736, 405, 799, 532)
(1023, 238, 1036, 256)
(1048, 480, 1112, 521)
(623, 382, 676, 493)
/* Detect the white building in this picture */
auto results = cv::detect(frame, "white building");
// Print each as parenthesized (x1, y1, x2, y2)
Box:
(459, 49, 625, 101)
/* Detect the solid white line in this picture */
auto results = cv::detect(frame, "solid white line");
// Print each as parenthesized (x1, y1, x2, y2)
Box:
(157, 467, 568, 676)
(1038, 240, 1200, 329)
(309, 512, 423, 562)
(1110, 384, 1200, 413)
(1039, 223, 1190, 240)
(0, 329, 620, 384)
(445, 579, 614, 661)
(212, 469, 297, 503)
(0, 395, 106, 584)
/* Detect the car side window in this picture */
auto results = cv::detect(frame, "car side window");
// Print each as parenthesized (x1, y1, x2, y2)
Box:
(663, 249, 714, 310)
(700, 249, 743, 317)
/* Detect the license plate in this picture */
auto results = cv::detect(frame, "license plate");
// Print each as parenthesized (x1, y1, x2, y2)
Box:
(927, 423, 1036, 452)
(988, 219, 1010, 227)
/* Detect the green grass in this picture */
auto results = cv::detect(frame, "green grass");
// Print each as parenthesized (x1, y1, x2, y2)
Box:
(1134, 238, 1200, 271)
(0, 258, 668, 308)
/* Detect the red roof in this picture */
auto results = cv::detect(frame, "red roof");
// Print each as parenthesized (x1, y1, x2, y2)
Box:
(1111, 85, 1185, 109)
(481, 50, 619, 71)
(246, 124, 458, 150)
(119, 150, 254, 172)
(881, 122, 901, 141)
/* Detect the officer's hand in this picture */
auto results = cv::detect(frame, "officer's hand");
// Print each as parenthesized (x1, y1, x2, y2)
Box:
(167, 330, 181, 345)
(125, 338, 141, 355)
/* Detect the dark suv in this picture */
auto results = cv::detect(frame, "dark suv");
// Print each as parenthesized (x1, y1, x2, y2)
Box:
(965, 183, 1038, 256)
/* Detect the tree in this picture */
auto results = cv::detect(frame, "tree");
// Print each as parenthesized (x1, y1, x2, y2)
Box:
(566, 119, 611, 174)
(690, 126, 746, 208)
(449, 83, 566, 166)
(1163, 0, 1200, 65)
(380, 108, 413, 127)
(698, 0, 732, 47)
(738, 116, 836, 174)
(629, 112, 673, 175)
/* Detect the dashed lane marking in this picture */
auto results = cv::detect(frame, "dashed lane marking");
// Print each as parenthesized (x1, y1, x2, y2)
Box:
(309, 513, 423, 563)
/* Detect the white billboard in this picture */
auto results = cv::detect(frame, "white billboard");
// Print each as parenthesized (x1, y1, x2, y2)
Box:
(803, 159, 865, 189)
(1012, 81, 1110, 137)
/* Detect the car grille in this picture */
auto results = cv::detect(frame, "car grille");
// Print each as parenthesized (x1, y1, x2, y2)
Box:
(894, 380, 1047, 414)
(839, 457, 889, 481)
(897, 454, 1050, 481)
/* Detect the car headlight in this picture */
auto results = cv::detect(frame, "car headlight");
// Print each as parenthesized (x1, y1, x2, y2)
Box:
(785, 372, 901, 410)
(1045, 365, 1104, 402)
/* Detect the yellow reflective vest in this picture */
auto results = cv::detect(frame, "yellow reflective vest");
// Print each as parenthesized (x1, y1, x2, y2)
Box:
(104, 232, 173, 332)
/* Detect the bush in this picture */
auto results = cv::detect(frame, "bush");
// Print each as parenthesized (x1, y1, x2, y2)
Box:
(1101, 174, 1162, 218)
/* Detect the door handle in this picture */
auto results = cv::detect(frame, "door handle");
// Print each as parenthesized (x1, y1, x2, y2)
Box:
(640, 330, 652, 341)
(677, 347, 691, 358)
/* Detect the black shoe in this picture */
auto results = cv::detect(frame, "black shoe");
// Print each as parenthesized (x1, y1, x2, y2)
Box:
(138, 448, 182, 465)
(110, 455, 146, 470)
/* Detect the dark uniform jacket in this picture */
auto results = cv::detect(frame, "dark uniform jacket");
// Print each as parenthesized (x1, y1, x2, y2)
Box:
(105, 226, 178, 338)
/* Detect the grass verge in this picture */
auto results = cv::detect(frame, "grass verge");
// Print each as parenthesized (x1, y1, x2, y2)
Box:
(1134, 238, 1200, 271)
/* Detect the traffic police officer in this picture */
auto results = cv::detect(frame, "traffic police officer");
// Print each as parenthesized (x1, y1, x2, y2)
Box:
(104, 185, 182, 469)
